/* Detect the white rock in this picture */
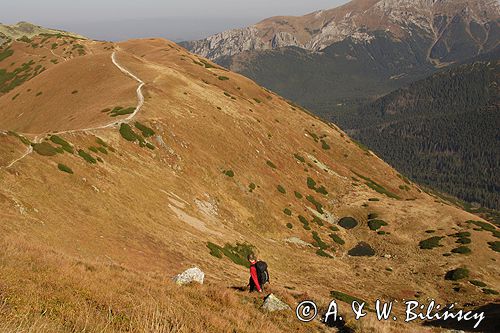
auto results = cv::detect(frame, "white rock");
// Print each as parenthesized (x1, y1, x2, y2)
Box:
(262, 294, 291, 312)
(173, 267, 205, 285)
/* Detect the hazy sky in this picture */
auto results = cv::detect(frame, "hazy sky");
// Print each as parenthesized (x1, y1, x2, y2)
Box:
(1, 0, 349, 41)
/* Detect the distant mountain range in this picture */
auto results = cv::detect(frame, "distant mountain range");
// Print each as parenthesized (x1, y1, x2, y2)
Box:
(0, 21, 86, 44)
(181, 0, 500, 210)
(184, 0, 500, 63)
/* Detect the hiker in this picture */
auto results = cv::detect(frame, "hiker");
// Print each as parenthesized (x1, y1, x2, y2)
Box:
(247, 253, 269, 293)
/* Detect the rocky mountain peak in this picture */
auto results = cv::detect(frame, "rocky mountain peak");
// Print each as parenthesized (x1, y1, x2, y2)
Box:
(182, 0, 500, 61)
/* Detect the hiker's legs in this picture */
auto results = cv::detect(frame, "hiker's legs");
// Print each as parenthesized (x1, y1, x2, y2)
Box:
(249, 277, 256, 292)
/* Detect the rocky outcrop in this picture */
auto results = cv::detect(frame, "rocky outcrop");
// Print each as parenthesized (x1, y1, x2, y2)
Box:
(182, 0, 500, 63)
(262, 294, 291, 312)
(172, 267, 205, 285)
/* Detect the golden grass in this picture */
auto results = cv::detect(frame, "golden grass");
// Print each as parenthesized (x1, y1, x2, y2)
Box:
(0, 237, 324, 333)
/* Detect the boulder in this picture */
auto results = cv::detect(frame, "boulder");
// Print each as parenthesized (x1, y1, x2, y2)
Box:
(173, 267, 205, 285)
(262, 293, 291, 312)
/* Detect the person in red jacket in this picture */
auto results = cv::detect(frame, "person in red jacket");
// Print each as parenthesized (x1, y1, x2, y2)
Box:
(247, 253, 262, 293)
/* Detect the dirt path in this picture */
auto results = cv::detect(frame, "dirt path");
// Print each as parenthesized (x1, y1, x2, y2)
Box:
(1, 50, 145, 169)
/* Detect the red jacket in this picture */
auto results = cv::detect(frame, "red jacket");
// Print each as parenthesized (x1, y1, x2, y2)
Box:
(250, 262, 262, 292)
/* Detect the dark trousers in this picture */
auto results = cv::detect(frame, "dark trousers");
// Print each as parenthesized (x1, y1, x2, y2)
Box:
(249, 277, 263, 292)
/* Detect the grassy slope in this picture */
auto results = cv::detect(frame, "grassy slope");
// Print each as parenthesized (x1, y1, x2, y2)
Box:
(0, 38, 498, 332)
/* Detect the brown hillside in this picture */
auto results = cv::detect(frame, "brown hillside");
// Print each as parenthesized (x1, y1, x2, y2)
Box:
(0, 37, 498, 332)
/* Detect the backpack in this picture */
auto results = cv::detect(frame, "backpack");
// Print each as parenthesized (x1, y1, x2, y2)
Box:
(255, 261, 269, 285)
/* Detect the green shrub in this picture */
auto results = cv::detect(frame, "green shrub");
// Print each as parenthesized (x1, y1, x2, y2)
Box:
(456, 238, 471, 244)
(277, 185, 286, 194)
(221, 243, 254, 268)
(321, 139, 331, 150)
(487, 241, 500, 252)
(316, 249, 333, 258)
(135, 122, 155, 137)
(294, 154, 305, 163)
(306, 195, 323, 214)
(119, 123, 141, 142)
(331, 291, 369, 308)
(305, 176, 328, 195)
(266, 160, 277, 169)
(57, 163, 73, 174)
(110, 106, 135, 117)
(315, 186, 328, 195)
(425, 230, 436, 233)
(419, 236, 444, 249)
(348, 242, 375, 257)
(466, 220, 495, 232)
(307, 177, 317, 189)
(253, 98, 262, 104)
(418, 236, 444, 250)
(78, 150, 97, 164)
(452, 232, 471, 238)
(469, 280, 487, 287)
(312, 216, 323, 226)
(312, 231, 328, 250)
(377, 231, 386, 235)
(329, 225, 339, 232)
(207, 242, 255, 267)
(482, 289, 498, 295)
(368, 213, 379, 219)
(97, 147, 108, 154)
(224, 170, 234, 177)
(249, 183, 256, 192)
(329, 234, 345, 245)
(353, 172, 401, 199)
(368, 219, 388, 231)
(0, 47, 14, 62)
(298, 215, 309, 226)
(283, 208, 292, 216)
(199, 59, 216, 69)
(18, 36, 32, 43)
(286, 223, 293, 229)
(89, 146, 99, 153)
(96, 137, 108, 147)
(8, 131, 30, 145)
(451, 246, 471, 254)
(50, 135, 74, 153)
(145, 143, 155, 150)
(368, 198, 380, 202)
(206, 242, 223, 258)
(33, 142, 58, 156)
(399, 185, 411, 191)
(218, 76, 229, 81)
(294, 191, 303, 199)
(445, 268, 469, 281)
(338, 217, 358, 230)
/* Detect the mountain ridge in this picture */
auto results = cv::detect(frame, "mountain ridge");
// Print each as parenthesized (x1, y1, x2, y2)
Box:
(183, 0, 500, 64)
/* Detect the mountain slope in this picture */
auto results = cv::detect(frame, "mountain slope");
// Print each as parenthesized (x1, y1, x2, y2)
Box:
(182, 0, 500, 119)
(343, 59, 500, 210)
(181, 0, 500, 213)
(0, 33, 499, 332)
